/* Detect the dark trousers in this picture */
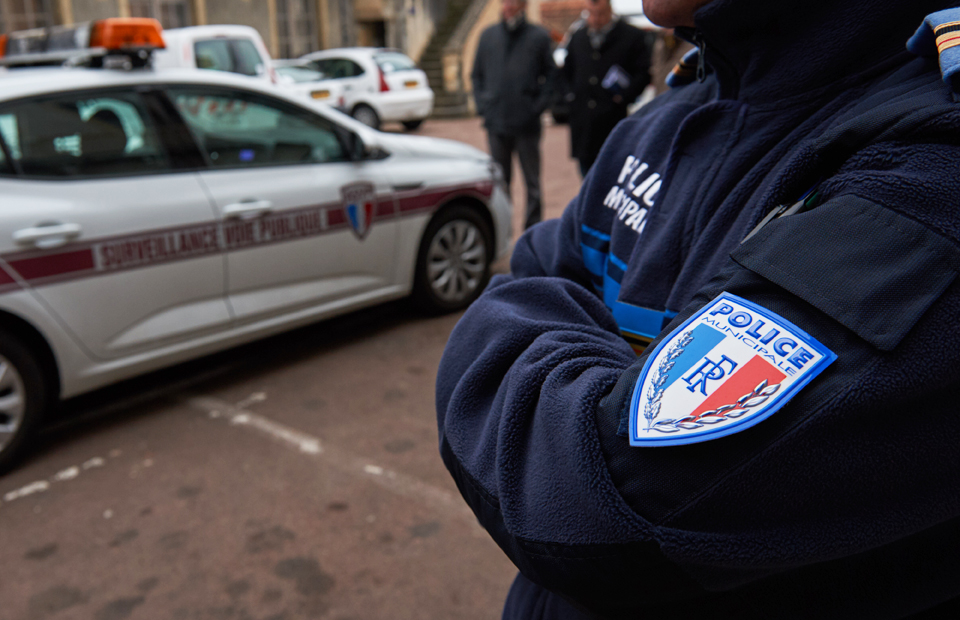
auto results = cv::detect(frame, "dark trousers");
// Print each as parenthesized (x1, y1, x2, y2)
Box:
(488, 129, 542, 230)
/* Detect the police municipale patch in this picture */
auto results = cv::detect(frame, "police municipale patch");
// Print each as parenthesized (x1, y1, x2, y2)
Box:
(629, 292, 836, 447)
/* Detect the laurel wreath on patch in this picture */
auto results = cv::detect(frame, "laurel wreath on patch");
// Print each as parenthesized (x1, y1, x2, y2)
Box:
(643, 332, 694, 429)
(649, 379, 782, 433)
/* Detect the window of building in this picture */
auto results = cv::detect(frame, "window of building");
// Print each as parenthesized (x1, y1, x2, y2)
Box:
(129, 0, 192, 29)
(276, 0, 318, 59)
(0, 0, 55, 34)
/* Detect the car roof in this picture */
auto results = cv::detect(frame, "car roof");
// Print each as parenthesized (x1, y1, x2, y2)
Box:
(301, 47, 408, 59)
(161, 24, 264, 40)
(0, 65, 286, 102)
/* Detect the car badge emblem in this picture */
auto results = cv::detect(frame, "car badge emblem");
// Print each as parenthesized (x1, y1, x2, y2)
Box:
(341, 182, 377, 240)
(629, 292, 836, 447)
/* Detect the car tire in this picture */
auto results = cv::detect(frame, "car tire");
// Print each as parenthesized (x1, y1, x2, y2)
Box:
(352, 104, 381, 130)
(401, 119, 424, 131)
(413, 205, 493, 314)
(0, 330, 50, 474)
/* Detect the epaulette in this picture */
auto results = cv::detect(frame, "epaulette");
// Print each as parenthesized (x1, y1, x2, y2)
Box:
(665, 48, 701, 88)
(907, 8, 960, 99)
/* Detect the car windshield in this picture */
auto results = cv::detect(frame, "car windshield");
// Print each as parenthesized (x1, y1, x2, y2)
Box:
(374, 52, 417, 73)
(277, 65, 325, 83)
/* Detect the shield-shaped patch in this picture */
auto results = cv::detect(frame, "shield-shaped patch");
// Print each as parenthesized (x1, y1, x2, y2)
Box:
(341, 182, 377, 240)
(629, 292, 836, 447)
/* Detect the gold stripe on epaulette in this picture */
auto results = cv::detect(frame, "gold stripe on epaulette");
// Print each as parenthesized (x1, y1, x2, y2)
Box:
(936, 31, 960, 54)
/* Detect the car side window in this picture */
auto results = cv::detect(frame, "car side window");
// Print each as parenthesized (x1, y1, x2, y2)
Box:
(194, 39, 233, 72)
(0, 91, 169, 178)
(194, 39, 264, 77)
(324, 58, 365, 79)
(0, 114, 14, 175)
(305, 59, 328, 77)
(230, 39, 265, 77)
(168, 88, 348, 168)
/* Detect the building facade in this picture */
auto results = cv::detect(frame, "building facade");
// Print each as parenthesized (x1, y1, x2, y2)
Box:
(1, 0, 454, 61)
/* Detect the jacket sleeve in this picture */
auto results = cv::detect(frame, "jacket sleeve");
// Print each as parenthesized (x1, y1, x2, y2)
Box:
(534, 30, 558, 116)
(471, 32, 490, 116)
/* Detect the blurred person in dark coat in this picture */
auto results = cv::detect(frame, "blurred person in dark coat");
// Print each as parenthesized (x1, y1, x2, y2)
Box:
(472, 0, 556, 230)
(562, 0, 651, 176)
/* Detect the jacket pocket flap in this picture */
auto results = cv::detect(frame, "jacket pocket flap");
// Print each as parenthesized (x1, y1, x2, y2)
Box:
(731, 195, 960, 351)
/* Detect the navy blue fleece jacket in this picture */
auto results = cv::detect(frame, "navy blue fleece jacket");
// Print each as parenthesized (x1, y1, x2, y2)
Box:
(438, 0, 960, 618)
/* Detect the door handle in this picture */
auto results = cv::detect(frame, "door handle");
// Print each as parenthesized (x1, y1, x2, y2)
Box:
(13, 223, 83, 249)
(223, 200, 274, 219)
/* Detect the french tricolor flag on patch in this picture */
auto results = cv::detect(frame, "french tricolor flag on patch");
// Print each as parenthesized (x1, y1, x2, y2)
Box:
(629, 292, 836, 447)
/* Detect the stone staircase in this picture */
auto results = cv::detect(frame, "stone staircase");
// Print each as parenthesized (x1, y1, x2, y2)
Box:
(419, 0, 474, 118)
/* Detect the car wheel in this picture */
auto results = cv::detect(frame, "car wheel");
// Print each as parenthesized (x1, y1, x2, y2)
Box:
(413, 205, 492, 313)
(401, 119, 424, 131)
(352, 104, 381, 130)
(0, 330, 49, 474)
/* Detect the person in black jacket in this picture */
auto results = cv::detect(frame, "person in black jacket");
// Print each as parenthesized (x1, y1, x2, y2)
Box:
(471, 0, 556, 230)
(562, 0, 652, 176)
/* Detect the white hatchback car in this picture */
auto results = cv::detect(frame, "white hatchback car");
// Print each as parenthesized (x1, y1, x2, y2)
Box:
(296, 48, 434, 130)
(273, 60, 347, 110)
(0, 19, 510, 471)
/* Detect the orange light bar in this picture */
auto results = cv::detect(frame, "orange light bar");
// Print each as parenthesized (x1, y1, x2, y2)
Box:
(0, 34, 7, 58)
(89, 18, 165, 51)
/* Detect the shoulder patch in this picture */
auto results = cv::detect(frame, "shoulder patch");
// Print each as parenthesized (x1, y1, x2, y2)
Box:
(907, 8, 960, 96)
(629, 292, 836, 447)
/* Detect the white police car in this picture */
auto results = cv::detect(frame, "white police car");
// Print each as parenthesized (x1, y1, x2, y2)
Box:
(0, 19, 511, 471)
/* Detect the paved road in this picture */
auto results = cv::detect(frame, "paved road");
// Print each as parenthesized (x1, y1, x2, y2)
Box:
(0, 117, 584, 620)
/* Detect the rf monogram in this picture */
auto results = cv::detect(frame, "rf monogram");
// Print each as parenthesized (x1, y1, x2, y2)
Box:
(683, 355, 739, 396)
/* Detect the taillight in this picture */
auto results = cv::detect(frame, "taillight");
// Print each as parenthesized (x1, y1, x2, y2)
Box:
(0, 34, 7, 58)
(378, 67, 389, 92)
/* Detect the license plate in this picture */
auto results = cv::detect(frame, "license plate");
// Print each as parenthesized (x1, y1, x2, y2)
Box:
(404, 81, 418, 88)
(311, 90, 330, 99)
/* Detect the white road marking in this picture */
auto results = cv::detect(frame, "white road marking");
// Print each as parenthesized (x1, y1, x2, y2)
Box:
(83, 457, 105, 470)
(236, 392, 268, 410)
(225, 409, 323, 455)
(53, 466, 80, 481)
(4, 481, 50, 502)
(186, 396, 476, 524)
(1, 454, 114, 508)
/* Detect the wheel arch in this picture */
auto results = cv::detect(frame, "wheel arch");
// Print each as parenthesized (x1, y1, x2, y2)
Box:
(0, 309, 61, 401)
(350, 99, 380, 116)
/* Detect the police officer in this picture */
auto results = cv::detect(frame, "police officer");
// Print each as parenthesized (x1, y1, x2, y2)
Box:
(562, 0, 651, 176)
(438, 0, 960, 617)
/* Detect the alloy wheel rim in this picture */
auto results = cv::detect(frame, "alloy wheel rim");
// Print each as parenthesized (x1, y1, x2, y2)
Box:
(426, 220, 487, 303)
(355, 107, 378, 127)
(0, 355, 26, 452)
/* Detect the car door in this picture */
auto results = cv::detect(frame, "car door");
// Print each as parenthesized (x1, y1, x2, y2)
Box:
(0, 87, 230, 359)
(164, 85, 399, 323)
